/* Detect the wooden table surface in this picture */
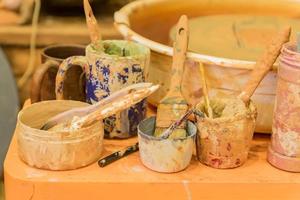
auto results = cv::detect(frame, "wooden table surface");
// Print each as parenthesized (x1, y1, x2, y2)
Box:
(4, 101, 300, 200)
(0, 15, 121, 46)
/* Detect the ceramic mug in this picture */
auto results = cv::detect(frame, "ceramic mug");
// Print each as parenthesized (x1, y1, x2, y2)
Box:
(56, 40, 150, 138)
(31, 44, 86, 103)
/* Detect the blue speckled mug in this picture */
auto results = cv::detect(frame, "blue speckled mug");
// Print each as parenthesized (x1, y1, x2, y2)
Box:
(56, 40, 150, 138)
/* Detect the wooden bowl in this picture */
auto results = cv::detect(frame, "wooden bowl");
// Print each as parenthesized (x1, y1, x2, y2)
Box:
(114, 0, 300, 133)
(16, 100, 104, 170)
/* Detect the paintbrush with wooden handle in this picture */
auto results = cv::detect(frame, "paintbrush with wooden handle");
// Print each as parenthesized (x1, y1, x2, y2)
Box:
(221, 27, 291, 116)
(154, 15, 189, 138)
(76, 84, 158, 128)
(98, 143, 139, 167)
(83, 0, 102, 49)
(41, 83, 159, 130)
(238, 26, 291, 104)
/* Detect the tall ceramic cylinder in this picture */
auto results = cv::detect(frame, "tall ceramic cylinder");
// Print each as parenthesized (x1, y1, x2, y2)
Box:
(268, 42, 300, 172)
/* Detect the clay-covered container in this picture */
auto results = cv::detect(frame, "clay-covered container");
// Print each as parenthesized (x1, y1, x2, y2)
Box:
(56, 40, 150, 139)
(138, 117, 197, 173)
(16, 100, 104, 170)
(195, 98, 257, 169)
(268, 42, 300, 172)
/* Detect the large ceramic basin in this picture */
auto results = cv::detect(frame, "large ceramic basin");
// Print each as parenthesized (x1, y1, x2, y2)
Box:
(114, 0, 300, 133)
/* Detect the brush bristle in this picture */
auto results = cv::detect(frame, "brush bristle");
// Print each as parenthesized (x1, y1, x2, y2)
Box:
(156, 103, 188, 128)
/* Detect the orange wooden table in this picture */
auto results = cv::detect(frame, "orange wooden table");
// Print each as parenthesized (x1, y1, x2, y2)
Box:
(4, 102, 300, 200)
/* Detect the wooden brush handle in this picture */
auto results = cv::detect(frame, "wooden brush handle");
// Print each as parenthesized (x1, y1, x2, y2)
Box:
(239, 26, 291, 103)
(84, 0, 101, 43)
(80, 85, 159, 127)
(41, 83, 155, 130)
(163, 15, 189, 101)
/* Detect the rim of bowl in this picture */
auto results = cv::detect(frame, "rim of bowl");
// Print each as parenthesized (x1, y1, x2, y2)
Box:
(114, 0, 280, 70)
(86, 39, 150, 60)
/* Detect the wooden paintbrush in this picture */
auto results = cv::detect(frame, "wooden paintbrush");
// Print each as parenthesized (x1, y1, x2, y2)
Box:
(98, 143, 139, 167)
(220, 27, 291, 116)
(41, 83, 159, 130)
(154, 15, 189, 138)
(83, 0, 102, 49)
(238, 26, 291, 105)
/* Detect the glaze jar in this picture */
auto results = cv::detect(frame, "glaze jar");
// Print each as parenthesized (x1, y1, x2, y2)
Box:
(17, 100, 104, 170)
(195, 98, 257, 169)
(268, 42, 300, 172)
(138, 117, 197, 173)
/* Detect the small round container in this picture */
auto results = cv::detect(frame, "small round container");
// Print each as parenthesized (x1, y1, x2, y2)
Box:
(16, 100, 104, 170)
(138, 117, 197, 173)
(268, 42, 300, 172)
(195, 98, 257, 169)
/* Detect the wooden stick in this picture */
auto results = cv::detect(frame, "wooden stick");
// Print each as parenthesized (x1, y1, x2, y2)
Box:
(163, 15, 188, 101)
(75, 84, 159, 128)
(41, 83, 156, 130)
(238, 26, 291, 104)
(83, 0, 101, 43)
(198, 62, 213, 118)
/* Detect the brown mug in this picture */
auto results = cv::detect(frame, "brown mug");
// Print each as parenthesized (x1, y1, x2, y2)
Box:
(31, 44, 86, 103)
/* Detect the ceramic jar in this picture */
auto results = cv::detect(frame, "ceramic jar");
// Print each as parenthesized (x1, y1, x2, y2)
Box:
(268, 42, 300, 172)
(195, 98, 257, 169)
(138, 117, 197, 173)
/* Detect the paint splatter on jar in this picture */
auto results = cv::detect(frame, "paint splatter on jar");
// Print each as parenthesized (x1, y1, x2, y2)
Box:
(56, 40, 150, 138)
(268, 42, 300, 172)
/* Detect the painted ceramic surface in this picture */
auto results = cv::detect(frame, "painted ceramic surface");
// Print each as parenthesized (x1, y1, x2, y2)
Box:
(56, 40, 150, 138)
(138, 117, 196, 173)
(196, 100, 257, 169)
(271, 43, 300, 158)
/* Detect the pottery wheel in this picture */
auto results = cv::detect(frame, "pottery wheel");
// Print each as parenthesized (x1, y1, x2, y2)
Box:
(169, 15, 300, 61)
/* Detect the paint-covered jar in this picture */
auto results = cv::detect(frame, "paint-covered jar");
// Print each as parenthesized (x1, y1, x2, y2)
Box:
(56, 40, 150, 138)
(138, 117, 197, 173)
(268, 42, 300, 172)
(195, 98, 257, 169)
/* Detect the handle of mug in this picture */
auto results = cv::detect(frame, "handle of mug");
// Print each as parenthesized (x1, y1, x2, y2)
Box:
(55, 56, 88, 100)
(30, 60, 59, 103)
